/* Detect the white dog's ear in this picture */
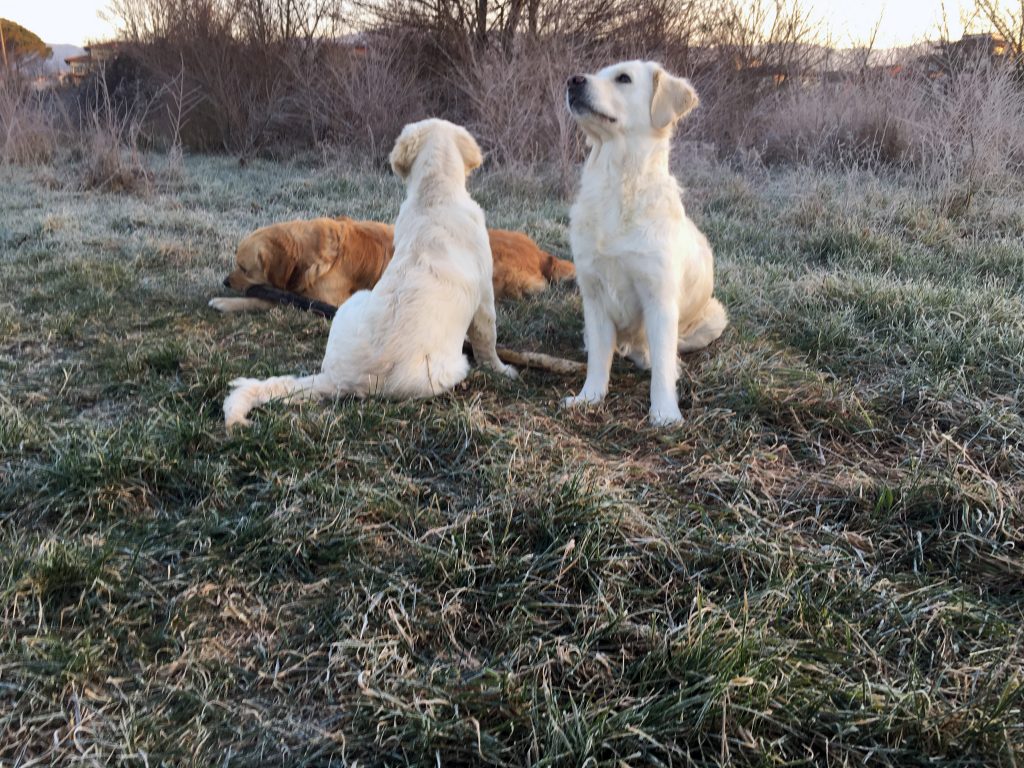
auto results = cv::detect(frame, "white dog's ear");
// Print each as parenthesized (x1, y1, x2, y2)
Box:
(650, 67, 699, 130)
(390, 122, 427, 179)
(453, 126, 483, 174)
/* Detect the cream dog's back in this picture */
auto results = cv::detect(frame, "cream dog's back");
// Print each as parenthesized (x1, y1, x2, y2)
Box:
(320, 161, 494, 397)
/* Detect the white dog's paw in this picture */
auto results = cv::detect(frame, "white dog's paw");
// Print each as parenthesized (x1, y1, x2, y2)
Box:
(223, 378, 258, 431)
(208, 297, 232, 313)
(649, 404, 683, 426)
(562, 390, 605, 409)
(500, 364, 519, 380)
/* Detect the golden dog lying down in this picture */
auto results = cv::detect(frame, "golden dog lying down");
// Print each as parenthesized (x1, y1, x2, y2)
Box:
(209, 217, 575, 313)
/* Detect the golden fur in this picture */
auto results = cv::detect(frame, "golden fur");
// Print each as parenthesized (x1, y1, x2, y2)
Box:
(210, 217, 574, 313)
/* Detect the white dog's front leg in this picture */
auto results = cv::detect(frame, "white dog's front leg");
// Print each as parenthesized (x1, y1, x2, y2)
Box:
(644, 297, 683, 425)
(563, 297, 616, 409)
(208, 297, 276, 313)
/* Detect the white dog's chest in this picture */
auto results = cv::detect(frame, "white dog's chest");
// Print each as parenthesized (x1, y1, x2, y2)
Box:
(570, 195, 680, 327)
(571, 235, 646, 332)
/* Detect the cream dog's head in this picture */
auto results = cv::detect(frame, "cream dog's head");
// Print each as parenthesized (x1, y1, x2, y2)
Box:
(389, 118, 483, 183)
(566, 61, 698, 141)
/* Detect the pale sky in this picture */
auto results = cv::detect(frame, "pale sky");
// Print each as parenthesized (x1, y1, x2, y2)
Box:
(0, 0, 1002, 47)
(805, 0, 977, 48)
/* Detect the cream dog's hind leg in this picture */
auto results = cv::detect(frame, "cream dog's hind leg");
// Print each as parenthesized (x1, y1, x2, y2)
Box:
(467, 282, 517, 378)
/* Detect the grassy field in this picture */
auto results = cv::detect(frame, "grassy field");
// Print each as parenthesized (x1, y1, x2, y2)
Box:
(1, 150, 1022, 766)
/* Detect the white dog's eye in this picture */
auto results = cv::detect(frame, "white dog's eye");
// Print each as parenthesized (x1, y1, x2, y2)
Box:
(615, 73, 632, 84)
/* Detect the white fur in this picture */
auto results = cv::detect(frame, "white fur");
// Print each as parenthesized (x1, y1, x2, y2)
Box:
(208, 297, 275, 313)
(562, 60, 728, 425)
(223, 119, 516, 430)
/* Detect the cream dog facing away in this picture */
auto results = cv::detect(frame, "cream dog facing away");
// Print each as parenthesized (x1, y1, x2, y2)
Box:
(223, 119, 516, 429)
(562, 60, 728, 425)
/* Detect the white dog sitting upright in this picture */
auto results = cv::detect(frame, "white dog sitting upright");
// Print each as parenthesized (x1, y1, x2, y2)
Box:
(223, 119, 516, 430)
(562, 60, 728, 425)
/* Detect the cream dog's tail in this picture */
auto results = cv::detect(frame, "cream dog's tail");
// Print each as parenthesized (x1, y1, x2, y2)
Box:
(678, 298, 728, 353)
(223, 373, 333, 430)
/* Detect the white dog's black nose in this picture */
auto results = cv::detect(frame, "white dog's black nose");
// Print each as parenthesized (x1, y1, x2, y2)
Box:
(567, 75, 586, 91)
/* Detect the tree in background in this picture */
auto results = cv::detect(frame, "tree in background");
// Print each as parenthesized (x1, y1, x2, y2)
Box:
(0, 19, 53, 73)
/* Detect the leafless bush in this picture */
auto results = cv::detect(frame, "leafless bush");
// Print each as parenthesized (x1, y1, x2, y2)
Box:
(756, 73, 917, 168)
(292, 33, 430, 158)
(456, 42, 576, 162)
(912, 62, 1024, 214)
(110, 0, 345, 155)
(0, 74, 61, 165)
(747, 56, 1024, 214)
(679, 0, 825, 150)
(78, 74, 155, 193)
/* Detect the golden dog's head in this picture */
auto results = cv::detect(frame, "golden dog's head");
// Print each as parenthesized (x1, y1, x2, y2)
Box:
(389, 118, 483, 181)
(566, 61, 698, 140)
(224, 241, 273, 292)
(224, 220, 334, 294)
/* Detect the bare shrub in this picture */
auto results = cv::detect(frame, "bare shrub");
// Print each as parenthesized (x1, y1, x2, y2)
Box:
(109, 0, 345, 155)
(756, 74, 917, 168)
(0, 74, 60, 165)
(750, 57, 1024, 214)
(78, 76, 154, 193)
(910, 61, 1024, 214)
(295, 33, 430, 158)
(681, 0, 824, 150)
(456, 42, 576, 163)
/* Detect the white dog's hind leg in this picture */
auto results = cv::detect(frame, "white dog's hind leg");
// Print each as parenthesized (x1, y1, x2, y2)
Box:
(643, 297, 683, 425)
(563, 299, 616, 409)
(467, 286, 517, 379)
(223, 373, 332, 430)
(678, 298, 728, 353)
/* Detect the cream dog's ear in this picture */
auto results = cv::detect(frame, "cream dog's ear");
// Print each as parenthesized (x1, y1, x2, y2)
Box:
(390, 122, 427, 179)
(453, 125, 483, 174)
(650, 66, 699, 130)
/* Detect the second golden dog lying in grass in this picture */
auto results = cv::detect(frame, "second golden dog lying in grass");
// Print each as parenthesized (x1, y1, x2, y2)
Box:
(209, 217, 575, 314)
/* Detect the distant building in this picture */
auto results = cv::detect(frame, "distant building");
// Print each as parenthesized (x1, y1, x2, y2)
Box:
(63, 42, 120, 86)
(936, 32, 1014, 73)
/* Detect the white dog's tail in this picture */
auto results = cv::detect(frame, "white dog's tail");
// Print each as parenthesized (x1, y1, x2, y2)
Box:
(223, 373, 332, 430)
(678, 297, 728, 353)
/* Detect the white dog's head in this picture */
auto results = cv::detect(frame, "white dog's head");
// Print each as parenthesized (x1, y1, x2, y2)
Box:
(566, 61, 698, 141)
(390, 118, 483, 183)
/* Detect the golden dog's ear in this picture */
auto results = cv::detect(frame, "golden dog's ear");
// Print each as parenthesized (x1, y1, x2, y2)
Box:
(390, 122, 427, 179)
(650, 66, 699, 131)
(260, 249, 298, 291)
(453, 126, 483, 174)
